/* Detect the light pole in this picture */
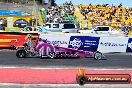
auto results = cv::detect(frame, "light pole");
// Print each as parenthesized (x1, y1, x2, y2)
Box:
(33, 0, 38, 26)
(7, 0, 9, 9)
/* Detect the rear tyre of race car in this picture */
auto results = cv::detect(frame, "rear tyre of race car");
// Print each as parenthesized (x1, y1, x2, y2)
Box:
(94, 51, 102, 60)
(16, 49, 26, 58)
(76, 75, 86, 85)
(40, 55, 44, 59)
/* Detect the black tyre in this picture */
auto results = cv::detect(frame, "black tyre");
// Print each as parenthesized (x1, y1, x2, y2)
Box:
(40, 56, 43, 59)
(40, 55, 44, 59)
(76, 75, 86, 85)
(10, 45, 16, 50)
(94, 51, 102, 60)
(23, 42, 28, 47)
(16, 49, 26, 58)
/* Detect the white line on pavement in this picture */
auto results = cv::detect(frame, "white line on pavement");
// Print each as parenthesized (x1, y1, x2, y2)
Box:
(0, 83, 132, 88)
(0, 66, 132, 70)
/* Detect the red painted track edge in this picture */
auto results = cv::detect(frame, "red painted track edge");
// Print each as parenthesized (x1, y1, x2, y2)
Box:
(0, 68, 131, 84)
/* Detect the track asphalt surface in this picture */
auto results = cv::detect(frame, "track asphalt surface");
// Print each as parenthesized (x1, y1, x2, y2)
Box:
(0, 50, 132, 87)
(0, 50, 131, 69)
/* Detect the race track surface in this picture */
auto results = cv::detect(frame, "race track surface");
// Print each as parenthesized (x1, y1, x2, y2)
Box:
(0, 50, 132, 69)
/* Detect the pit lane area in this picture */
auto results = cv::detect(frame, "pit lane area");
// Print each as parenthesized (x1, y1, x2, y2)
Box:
(0, 50, 132, 69)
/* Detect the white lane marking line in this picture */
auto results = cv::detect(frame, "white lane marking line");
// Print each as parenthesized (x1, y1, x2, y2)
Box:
(0, 66, 132, 70)
(0, 83, 132, 87)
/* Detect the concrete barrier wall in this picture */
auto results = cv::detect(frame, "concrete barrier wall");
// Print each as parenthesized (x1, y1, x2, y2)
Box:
(40, 33, 132, 53)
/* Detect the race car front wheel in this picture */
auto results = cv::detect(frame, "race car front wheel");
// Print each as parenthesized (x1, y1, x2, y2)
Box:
(94, 51, 102, 60)
(16, 49, 26, 58)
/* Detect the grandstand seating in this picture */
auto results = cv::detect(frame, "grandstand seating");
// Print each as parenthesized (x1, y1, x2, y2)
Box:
(0, 0, 131, 33)
(61, 3, 78, 24)
(74, 4, 132, 30)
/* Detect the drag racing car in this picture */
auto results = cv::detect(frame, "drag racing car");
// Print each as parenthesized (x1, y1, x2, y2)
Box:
(16, 36, 104, 60)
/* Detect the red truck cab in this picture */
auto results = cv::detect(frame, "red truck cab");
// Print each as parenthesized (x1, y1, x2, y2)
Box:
(0, 32, 38, 49)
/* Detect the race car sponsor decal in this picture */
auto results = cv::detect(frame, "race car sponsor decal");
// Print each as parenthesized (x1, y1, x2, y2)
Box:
(126, 38, 132, 52)
(97, 37, 128, 53)
(47, 40, 67, 46)
(68, 36, 100, 52)
(69, 38, 83, 50)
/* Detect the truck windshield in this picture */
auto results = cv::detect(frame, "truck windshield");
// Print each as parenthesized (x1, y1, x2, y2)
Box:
(63, 24, 75, 29)
(97, 27, 109, 31)
(45, 24, 51, 28)
(53, 24, 59, 28)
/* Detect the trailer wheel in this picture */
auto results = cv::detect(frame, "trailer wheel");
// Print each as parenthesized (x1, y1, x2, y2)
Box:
(16, 49, 26, 58)
(94, 51, 102, 60)
(76, 75, 86, 85)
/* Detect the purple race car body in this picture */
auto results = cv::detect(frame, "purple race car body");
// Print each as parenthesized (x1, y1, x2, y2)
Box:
(36, 39, 94, 58)
(16, 38, 104, 60)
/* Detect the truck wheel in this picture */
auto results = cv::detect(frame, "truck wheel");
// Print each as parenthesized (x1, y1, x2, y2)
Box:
(94, 51, 102, 60)
(10, 45, 16, 50)
(76, 75, 86, 85)
(16, 50, 26, 58)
